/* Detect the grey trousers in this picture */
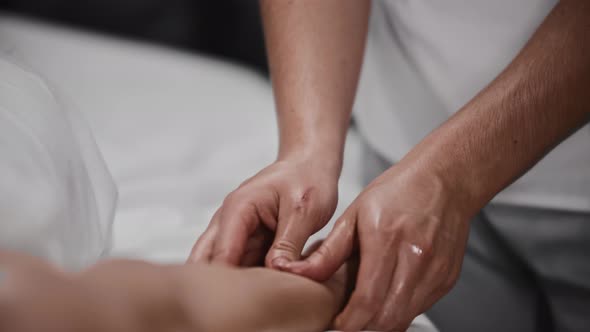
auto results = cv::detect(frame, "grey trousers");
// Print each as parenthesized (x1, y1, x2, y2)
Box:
(362, 144, 590, 332)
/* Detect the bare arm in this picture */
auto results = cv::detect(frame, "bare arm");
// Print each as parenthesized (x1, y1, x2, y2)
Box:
(81, 261, 345, 332)
(174, 265, 347, 332)
(405, 0, 590, 215)
(191, 0, 370, 270)
(286, 1, 590, 330)
(0, 252, 352, 332)
(261, 0, 370, 171)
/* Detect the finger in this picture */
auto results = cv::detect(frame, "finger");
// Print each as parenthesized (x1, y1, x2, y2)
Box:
(410, 246, 462, 314)
(211, 203, 260, 265)
(333, 230, 398, 331)
(285, 212, 356, 281)
(240, 226, 274, 266)
(367, 244, 425, 331)
(187, 227, 217, 263)
(302, 240, 324, 258)
(265, 195, 324, 269)
(187, 209, 222, 263)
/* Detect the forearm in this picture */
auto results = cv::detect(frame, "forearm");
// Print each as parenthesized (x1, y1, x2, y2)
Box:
(0, 256, 184, 332)
(176, 265, 341, 332)
(83, 263, 340, 332)
(401, 0, 590, 217)
(0, 254, 347, 332)
(43, 262, 339, 332)
(260, 0, 370, 174)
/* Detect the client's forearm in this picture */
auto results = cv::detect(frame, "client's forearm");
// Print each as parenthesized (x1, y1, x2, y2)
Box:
(0, 254, 169, 332)
(82, 262, 346, 332)
(175, 265, 343, 332)
(0, 253, 350, 332)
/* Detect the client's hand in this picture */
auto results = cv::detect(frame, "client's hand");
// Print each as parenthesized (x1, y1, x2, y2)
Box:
(189, 157, 339, 268)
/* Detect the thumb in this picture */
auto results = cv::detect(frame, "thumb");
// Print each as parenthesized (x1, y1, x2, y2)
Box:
(265, 211, 315, 269)
(286, 213, 356, 282)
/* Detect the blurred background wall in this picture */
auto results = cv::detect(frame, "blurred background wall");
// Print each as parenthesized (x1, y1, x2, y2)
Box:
(0, 0, 268, 74)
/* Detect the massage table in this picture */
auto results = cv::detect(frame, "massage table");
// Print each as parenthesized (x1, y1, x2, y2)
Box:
(0, 15, 437, 332)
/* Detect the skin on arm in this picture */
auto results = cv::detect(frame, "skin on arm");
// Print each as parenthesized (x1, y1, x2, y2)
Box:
(189, 0, 370, 269)
(0, 251, 354, 332)
(286, 1, 590, 331)
(175, 264, 351, 332)
(409, 0, 590, 213)
(261, 0, 369, 167)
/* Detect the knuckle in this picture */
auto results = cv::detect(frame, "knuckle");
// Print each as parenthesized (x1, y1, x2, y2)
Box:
(290, 186, 317, 214)
(222, 191, 242, 206)
(222, 196, 256, 217)
(433, 261, 451, 277)
(211, 246, 232, 260)
(271, 239, 300, 254)
(410, 240, 434, 263)
(419, 242, 435, 260)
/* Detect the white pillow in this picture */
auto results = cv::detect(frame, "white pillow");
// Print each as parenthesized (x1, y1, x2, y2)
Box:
(0, 55, 116, 270)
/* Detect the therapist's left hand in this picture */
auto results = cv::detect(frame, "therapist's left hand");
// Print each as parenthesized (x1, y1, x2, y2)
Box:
(284, 162, 472, 331)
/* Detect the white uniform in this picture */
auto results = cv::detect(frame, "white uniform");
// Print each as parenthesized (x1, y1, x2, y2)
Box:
(0, 56, 116, 270)
(353, 3, 590, 331)
(354, 0, 590, 212)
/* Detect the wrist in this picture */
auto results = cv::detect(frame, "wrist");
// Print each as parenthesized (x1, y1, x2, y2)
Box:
(277, 143, 344, 177)
(396, 149, 486, 222)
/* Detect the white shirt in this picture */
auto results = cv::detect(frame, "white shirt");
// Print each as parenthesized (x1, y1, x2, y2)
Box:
(354, 0, 590, 212)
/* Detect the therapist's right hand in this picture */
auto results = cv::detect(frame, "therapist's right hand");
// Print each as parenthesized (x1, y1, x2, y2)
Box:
(188, 156, 339, 268)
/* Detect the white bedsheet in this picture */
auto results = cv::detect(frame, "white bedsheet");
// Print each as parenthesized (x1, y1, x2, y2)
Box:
(0, 15, 437, 332)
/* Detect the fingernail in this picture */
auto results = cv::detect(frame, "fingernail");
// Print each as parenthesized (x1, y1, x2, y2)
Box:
(272, 257, 289, 270)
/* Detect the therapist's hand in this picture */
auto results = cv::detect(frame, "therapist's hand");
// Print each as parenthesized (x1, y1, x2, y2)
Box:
(188, 156, 339, 268)
(285, 163, 471, 332)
